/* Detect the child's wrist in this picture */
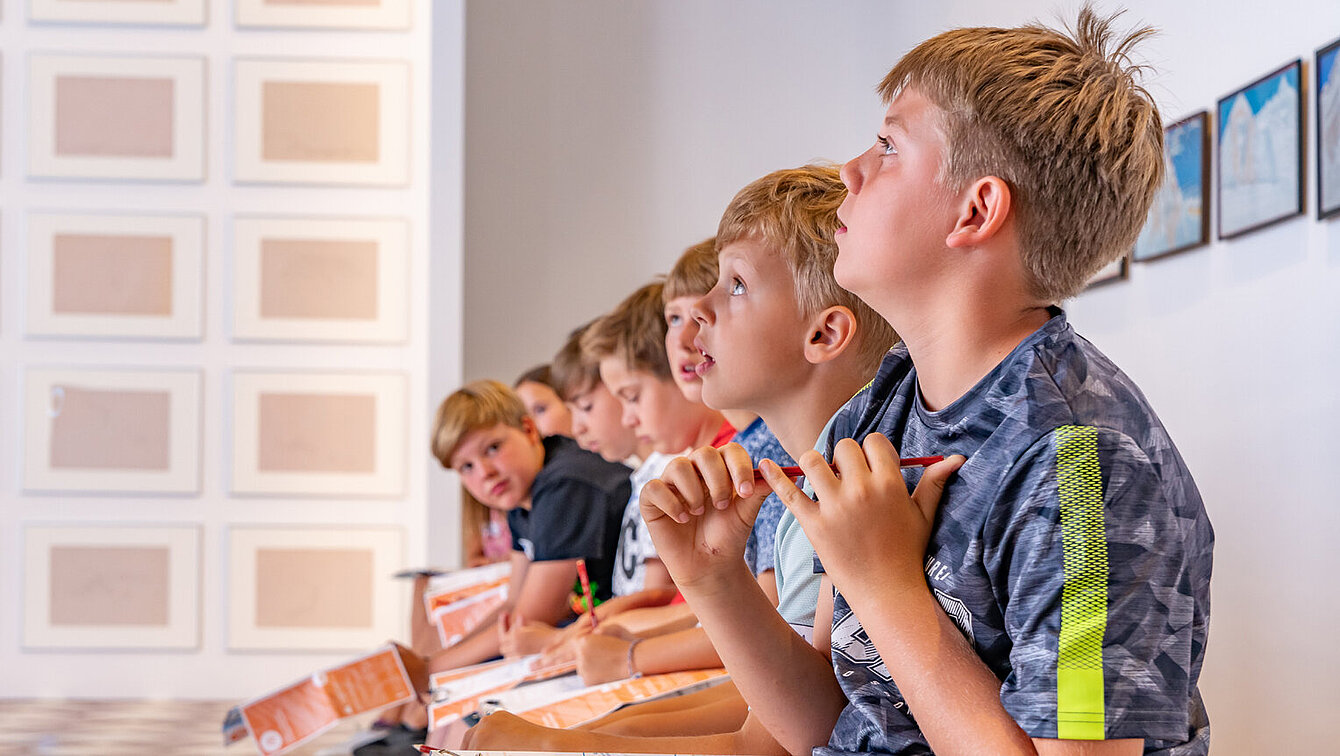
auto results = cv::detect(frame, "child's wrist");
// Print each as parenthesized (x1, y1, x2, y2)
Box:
(626, 637, 644, 678)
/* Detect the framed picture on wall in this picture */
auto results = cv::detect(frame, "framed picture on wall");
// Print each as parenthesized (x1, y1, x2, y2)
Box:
(233, 59, 409, 186)
(28, 53, 206, 181)
(235, 0, 410, 30)
(232, 216, 409, 343)
(230, 371, 407, 497)
(23, 524, 200, 649)
(26, 212, 204, 339)
(23, 368, 202, 494)
(1217, 59, 1304, 239)
(30, 0, 206, 26)
(1084, 252, 1129, 291)
(1318, 36, 1340, 220)
(1134, 111, 1211, 262)
(227, 526, 403, 651)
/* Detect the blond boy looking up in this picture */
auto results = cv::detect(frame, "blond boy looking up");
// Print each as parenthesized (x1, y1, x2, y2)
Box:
(644, 8, 1212, 755)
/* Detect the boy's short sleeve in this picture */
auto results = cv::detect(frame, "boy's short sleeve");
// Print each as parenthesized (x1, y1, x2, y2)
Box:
(987, 426, 1206, 742)
(526, 480, 616, 562)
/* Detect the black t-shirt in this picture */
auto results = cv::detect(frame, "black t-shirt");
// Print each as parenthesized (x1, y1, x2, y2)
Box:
(506, 435, 631, 602)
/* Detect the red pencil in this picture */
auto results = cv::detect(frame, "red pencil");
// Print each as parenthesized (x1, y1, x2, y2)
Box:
(752, 456, 945, 483)
(575, 558, 597, 630)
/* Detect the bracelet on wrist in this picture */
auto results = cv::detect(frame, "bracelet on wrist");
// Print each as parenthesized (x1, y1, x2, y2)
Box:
(626, 637, 644, 679)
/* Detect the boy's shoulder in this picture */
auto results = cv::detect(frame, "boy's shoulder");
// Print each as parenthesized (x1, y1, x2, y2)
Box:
(834, 310, 1172, 457)
(534, 435, 632, 499)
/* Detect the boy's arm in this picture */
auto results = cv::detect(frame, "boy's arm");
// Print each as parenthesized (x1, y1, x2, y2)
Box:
(463, 707, 787, 756)
(513, 559, 579, 625)
(775, 435, 1142, 755)
(640, 444, 846, 754)
(575, 624, 720, 685)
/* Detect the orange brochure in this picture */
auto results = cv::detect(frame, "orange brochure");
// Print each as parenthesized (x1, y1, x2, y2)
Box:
(423, 563, 512, 648)
(230, 643, 427, 756)
(516, 668, 729, 729)
(427, 655, 578, 730)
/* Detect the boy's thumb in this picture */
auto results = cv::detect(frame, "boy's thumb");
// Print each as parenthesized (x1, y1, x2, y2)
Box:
(911, 455, 965, 521)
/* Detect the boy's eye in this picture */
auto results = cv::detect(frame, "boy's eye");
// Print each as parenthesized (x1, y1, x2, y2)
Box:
(459, 461, 473, 474)
(877, 135, 897, 156)
(666, 313, 682, 327)
(486, 442, 500, 454)
(532, 405, 546, 416)
(730, 277, 745, 296)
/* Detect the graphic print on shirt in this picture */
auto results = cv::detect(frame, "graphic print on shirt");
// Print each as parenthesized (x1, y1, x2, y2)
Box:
(831, 608, 891, 682)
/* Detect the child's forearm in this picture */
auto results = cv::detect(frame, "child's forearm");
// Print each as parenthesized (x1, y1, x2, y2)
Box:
(630, 626, 719, 676)
(849, 584, 1037, 754)
(676, 562, 846, 755)
(590, 687, 749, 737)
(426, 614, 502, 674)
(577, 680, 740, 732)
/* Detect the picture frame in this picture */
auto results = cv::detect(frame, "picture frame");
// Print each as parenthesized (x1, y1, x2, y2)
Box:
(24, 524, 200, 649)
(231, 371, 407, 497)
(1317, 36, 1340, 220)
(227, 526, 404, 651)
(28, 53, 206, 182)
(29, 0, 206, 26)
(234, 59, 409, 186)
(232, 216, 409, 343)
(26, 212, 204, 339)
(1134, 111, 1211, 262)
(1217, 59, 1305, 239)
(23, 368, 202, 494)
(1085, 252, 1130, 291)
(235, 0, 410, 30)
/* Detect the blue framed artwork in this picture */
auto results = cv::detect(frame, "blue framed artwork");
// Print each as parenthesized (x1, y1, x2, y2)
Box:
(1217, 59, 1304, 239)
(1135, 111, 1210, 262)
(1318, 37, 1340, 221)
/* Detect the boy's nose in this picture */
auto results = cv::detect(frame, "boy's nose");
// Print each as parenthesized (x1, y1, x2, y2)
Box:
(840, 153, 863, 194)
(689, 293, 712, 325)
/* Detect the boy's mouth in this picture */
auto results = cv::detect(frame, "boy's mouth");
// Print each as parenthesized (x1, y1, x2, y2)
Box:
(694, 347, 716, 377)
(678, 362, 700, 382)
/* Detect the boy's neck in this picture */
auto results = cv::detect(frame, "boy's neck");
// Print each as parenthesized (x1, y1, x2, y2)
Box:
(757, 362, 874, 462)
(901, 302, 1054, 412)
(687, 407, 727, 450)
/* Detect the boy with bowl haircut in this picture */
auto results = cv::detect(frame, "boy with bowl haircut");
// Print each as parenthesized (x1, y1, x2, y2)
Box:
(463, 164, 895, 754)
(424, 379, 631, 673)
(644, 8, 1213, 755)
(551, 323, 644, 466)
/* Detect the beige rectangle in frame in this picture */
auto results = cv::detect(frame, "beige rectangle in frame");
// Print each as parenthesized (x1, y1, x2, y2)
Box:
(231, 372, 406, 497)
(234, 59, 408, 186)
(228, 526, 403, 651)
(23, 525, 200, 649)
(30, 0, 206, 25)
(232, 217, 408, 343)
(27, 212, 204, 339)
(28, 53, 205, 181)
(235, 0, 409, 30)
(23, 368, 202, 494)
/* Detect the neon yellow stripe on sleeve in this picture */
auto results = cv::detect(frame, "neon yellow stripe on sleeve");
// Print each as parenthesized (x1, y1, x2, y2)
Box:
(1053, 425, 1108, 740)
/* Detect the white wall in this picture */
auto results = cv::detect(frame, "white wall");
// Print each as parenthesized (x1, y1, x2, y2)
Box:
(461, 1, 1340, 753)
(0, 0, 451, 699)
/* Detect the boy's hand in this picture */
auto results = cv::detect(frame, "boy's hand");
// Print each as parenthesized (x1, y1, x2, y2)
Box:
(639, 442, 770, 591)
(763, 435, 965, 605)
(575, 628, 637, 685)
(461, 710, 557, 750)
(497, 612, 558, 658)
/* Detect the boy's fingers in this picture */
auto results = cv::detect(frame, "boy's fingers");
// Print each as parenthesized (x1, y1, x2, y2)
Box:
(659, 456, 710, 516)
(910, 454, 966, 522)
(760, 459, 818, 520)
(795, 447, 843, 504)
(720, 442, 757, 499)
(640, 479, 691, 525)
(861, 433, 901, 477)
(688, 445, 735, 510)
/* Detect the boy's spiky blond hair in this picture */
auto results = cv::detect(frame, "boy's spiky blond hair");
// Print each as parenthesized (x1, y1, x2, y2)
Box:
(880, 5, 1163, 301)
(581, 282, 673, 379)
(663, 238, 719, 302)
(717, 164, 898, 374)
(431, 379, 528, 468)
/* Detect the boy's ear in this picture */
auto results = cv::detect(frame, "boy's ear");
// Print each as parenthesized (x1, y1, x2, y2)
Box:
(520, 416, 542, 444)
(945, 175, 1011, 249)
(803, 306, 857, 365)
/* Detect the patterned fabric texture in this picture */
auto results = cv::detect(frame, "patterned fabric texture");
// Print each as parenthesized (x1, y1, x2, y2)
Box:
(818, 310, 1213, 756)
(733, 418, 795, 576)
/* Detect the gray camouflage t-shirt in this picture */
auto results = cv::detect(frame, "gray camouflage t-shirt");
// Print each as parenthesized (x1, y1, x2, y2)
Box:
(818, 310, 1213, 755)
